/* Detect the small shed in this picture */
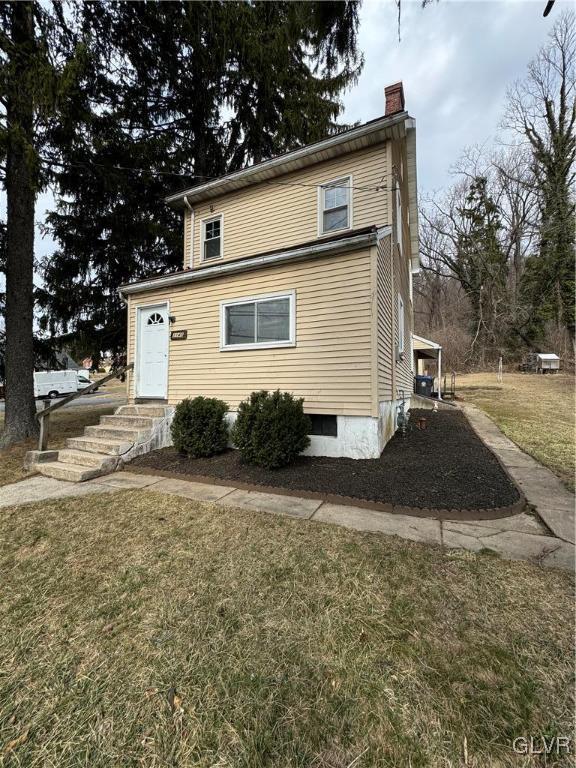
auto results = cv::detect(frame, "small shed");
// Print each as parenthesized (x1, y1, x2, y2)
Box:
(536, 353, 560, 373)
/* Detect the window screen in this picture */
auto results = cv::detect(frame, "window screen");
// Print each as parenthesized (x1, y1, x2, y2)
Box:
(224, 296, 292, 347)
(321, 179, 350, 233)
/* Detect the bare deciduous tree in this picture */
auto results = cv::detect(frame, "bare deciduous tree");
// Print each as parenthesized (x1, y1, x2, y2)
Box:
(503, 9, 576, 338)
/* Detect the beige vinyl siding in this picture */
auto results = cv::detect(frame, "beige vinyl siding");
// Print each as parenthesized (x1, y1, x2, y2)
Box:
(375, 135, 413, 404)
(376, 234, 393, 402)
(391, 136, 414, 395)
(394, 243, 413, 395)
(188, 144, 389, 268)
(128, 249, 376, 416)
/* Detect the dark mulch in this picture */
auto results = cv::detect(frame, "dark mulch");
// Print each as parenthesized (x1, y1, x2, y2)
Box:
(131, 409, 520, 511)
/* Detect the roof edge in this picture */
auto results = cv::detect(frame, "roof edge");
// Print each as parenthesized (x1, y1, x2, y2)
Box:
(119, 228, 387, 297)
(412, 333, 442, 350)
(166, 112, 410, 207)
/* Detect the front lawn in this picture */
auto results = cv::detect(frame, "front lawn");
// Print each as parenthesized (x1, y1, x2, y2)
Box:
(0, 405, 115, 487)
(457, 372, 575, 490)
(0, 490, 572, 766)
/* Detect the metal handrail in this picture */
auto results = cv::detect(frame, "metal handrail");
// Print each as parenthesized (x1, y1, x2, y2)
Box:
(36, 363, 133, 451)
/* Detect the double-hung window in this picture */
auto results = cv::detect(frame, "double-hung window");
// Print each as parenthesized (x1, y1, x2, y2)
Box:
(202, 215, 223, 261)
(320, 177, 351, 234)
(221, 291, 295, 350)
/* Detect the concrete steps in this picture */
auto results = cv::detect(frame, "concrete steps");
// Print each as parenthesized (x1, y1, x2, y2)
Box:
(117, 405, 167, 418)
(66, 435, 132, 455)
(34, 403, 173, 484)
(100, 414, 157, 429)
(58, 449, 118, 470)
(84, 425, 146, 442)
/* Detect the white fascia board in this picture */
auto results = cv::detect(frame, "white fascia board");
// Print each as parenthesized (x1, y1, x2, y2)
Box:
(405, 118, 420, 273)
(376, 225, 393, 240)
(119, 230, 377, 297)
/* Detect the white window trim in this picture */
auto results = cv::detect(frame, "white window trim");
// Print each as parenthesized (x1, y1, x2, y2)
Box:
(317, 175, 353, 237)
(220, 290, 296, 351)
(200, 213, 224, 262)
(397, 293, 405, 353)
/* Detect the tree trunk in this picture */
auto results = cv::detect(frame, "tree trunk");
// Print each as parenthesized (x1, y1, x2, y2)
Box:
(1, 2, 39, 447)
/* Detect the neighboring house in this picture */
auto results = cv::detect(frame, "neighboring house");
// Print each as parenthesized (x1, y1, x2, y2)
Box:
(119, 82, 419, 459)
(37, 349, 81, 371)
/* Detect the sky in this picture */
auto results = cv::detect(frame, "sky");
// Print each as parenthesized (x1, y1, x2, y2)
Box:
(343, 0, 566, 193)
(4, 0, 569, 267)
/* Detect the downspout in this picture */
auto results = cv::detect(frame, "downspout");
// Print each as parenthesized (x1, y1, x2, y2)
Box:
(387, 140, 397, 413)
(437, 347, 442, 401)
(183, 195, 194, 269)
(117, 289, 131, 400)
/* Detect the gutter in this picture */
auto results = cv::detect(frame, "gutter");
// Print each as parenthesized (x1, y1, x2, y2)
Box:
(119, 230, 381, 298)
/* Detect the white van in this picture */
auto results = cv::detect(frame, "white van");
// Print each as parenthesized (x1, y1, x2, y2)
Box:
(34, 370, 91, 399)
(76, 372, 92, 390)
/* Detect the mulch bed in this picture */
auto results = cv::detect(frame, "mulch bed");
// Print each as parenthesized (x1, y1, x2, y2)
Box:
(130, 409, 521, 515)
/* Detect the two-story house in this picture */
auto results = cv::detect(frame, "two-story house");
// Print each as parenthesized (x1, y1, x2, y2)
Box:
(119, 82, 419, 459)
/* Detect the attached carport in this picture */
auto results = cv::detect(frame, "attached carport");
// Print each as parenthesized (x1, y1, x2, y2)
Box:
(412, 334, 442, 400)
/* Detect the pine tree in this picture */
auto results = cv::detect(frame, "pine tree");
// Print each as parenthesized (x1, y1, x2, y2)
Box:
(0, 2, 39, 445)
(456, 176, 509, 364)
(0, 1, 91, 446)
(40, 1, 362, 362)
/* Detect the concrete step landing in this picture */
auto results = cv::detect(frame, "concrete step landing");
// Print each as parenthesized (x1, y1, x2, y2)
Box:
(37, 461, 106, 483)
(116, 405, 168, 418)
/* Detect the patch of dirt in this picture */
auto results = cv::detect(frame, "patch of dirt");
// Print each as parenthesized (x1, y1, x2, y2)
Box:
(130, 409, 520, 510)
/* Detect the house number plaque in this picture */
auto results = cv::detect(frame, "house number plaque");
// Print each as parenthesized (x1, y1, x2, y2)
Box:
(170, 330, 188, 340)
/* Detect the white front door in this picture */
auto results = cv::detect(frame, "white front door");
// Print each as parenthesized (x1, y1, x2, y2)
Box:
(136, 304, 169, 398)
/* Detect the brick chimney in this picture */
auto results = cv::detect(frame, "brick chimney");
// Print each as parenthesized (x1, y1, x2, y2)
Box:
(385, 82, 405, 116)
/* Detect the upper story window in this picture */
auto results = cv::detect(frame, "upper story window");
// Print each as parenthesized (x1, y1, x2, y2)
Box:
(220, 291, 296, 351)
(319, 176, 351, 235)
(202, 215, 223, 261)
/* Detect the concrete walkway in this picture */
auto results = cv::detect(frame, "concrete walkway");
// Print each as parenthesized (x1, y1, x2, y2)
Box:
(460, 403, 575, 545)
(1, 468, 572, 571)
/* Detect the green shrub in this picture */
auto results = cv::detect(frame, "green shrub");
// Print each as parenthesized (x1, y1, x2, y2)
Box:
(171, 396, 229, 458)
(231, 390, 311, 469)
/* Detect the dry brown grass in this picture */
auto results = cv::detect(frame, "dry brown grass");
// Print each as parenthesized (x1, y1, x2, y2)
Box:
(0, 489, 573, 767)
(0, 405, 115, 487)
(96, 378, 128, 395)
(457, 372, 575, 489)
